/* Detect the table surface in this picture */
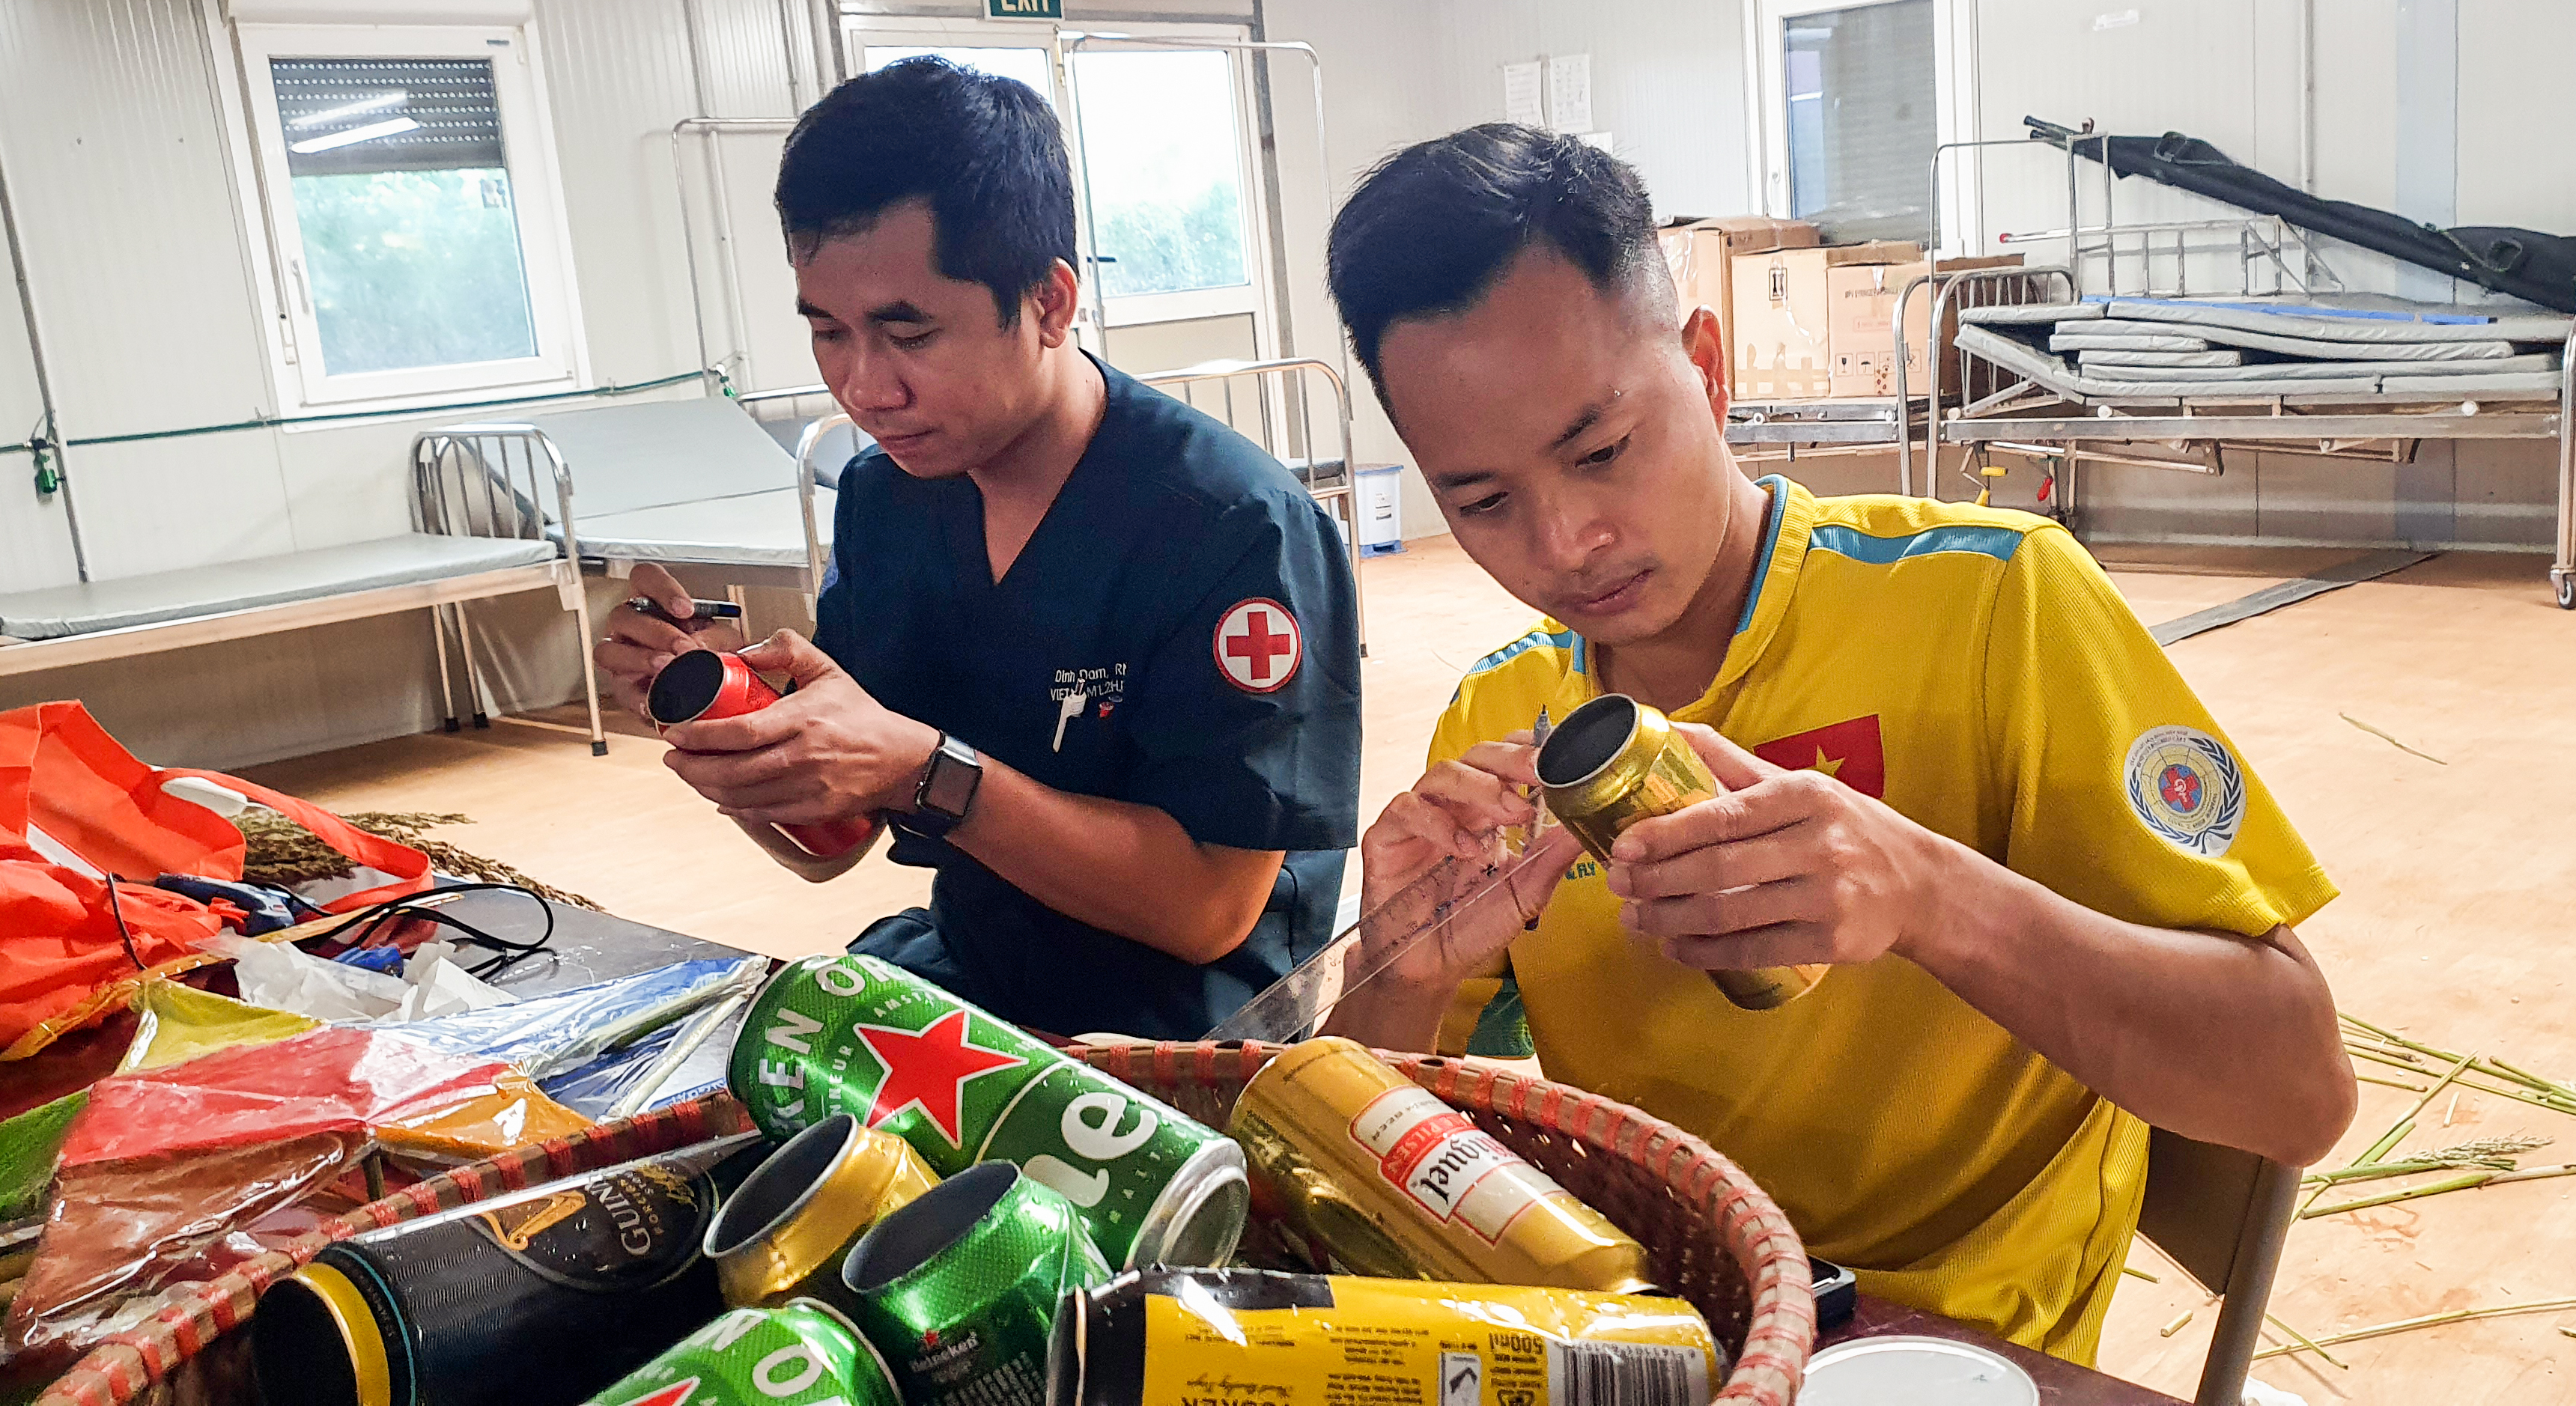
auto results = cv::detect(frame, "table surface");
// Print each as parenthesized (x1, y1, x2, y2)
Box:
(1820, 1295, 2188, 1405)
(432, 898, 2188, 1405)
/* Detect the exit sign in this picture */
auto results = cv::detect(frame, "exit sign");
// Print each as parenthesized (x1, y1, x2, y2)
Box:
(986, 0, 1060, 18)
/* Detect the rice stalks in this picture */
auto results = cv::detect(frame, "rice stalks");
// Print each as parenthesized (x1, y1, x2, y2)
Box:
(237, 809, 601, 910)
(2251, 1297, 2576, 1360)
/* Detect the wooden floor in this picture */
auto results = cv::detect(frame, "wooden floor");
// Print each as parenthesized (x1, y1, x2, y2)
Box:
(242, 535, 2576, 1402)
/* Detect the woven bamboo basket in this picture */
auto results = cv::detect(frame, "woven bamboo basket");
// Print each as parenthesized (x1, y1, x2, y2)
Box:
(1075, 1042, 1814, 1406)
(34, 1042, 1812, 1406)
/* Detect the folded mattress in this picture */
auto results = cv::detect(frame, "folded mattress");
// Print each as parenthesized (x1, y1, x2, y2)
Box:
(1957, 324, 2565, 401)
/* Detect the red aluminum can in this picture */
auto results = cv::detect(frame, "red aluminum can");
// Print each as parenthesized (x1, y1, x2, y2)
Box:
(649, 648, 881, 859)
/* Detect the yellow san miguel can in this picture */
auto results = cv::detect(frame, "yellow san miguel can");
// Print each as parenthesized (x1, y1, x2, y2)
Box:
(1230, 1038, 1653, 1294)
(1537, 693, 1827, 1010)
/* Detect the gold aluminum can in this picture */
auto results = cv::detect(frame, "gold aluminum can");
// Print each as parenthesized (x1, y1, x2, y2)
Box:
(705, 1113, 938, 1314)
(1537, 693, 1827, 1010)
(1229, 1037, 1655, 1294)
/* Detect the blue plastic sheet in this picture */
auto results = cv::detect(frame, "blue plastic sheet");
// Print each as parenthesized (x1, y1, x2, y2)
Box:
(535, 1002, 741, 1120)
(381, 956, 763, 1082)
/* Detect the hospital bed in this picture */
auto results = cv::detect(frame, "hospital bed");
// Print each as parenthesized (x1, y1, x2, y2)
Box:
(411, 393, 854, 755)
(1889, 136, 2576, 611)
(0, 535, 571, 690)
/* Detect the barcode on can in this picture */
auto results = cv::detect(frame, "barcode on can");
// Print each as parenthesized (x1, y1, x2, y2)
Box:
(1545, 1342, 1708, 1406)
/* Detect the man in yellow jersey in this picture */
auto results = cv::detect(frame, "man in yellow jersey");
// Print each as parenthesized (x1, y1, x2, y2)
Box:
(1319, 124, 2355, 1364)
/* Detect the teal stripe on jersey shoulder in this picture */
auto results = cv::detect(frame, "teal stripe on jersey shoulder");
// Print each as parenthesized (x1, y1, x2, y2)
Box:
(1465, 627, 1578, 678)
(1808, 521, 2030, 566)
(1734, 475, 1795, 636)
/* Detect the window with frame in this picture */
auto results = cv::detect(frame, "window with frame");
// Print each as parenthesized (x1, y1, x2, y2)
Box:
(236, 25, 580, 407)
(1755, 0, 1936, 245)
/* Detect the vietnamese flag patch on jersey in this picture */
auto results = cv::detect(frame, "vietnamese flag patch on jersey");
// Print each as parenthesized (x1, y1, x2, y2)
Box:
(1753, 716, 1886, 799)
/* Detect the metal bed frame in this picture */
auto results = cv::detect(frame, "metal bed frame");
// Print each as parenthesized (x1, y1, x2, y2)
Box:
(1731, 132, 2575, 608)
(1913, 133, 2576, 609)
(410, 424, 611, 755)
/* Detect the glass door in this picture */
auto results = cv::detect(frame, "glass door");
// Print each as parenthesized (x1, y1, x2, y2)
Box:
(845, 19, 1277, 343)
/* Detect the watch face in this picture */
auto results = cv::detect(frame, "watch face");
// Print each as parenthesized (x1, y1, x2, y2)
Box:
(924, 741, 982, 819)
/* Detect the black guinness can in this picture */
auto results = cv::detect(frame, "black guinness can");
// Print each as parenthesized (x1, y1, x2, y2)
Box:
(253, 1133, 764, 1406)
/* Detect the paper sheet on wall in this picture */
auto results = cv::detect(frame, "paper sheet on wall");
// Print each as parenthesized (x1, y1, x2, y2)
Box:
(1503, 61, 1544, 126)
(1547, 53, 1593, 133)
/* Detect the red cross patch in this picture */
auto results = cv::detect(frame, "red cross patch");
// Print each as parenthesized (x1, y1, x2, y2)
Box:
(1214, 598, 1303, 693)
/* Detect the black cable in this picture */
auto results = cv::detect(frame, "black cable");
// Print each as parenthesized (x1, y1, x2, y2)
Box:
(300, 882, 559, 981)
(102, 874, 146, 972)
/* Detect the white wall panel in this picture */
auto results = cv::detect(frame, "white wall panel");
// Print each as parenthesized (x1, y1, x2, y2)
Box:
(273, 417, 424, 546)
(0, 0, 275, 436)
(67, 435, 297, 579)
(2456, 1, 2576, 236)
(535, 0, 706, 384)
(1427, 0, 1754, 222)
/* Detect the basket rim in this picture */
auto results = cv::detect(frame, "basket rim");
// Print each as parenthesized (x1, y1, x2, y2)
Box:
(1068, 1039, 1813, 1406)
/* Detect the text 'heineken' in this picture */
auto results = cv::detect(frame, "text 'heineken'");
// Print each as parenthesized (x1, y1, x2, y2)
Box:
(729, 955, 1245, 1269)
(842, 1162, 1111, 1406)
(585, 1300, 902, 1406)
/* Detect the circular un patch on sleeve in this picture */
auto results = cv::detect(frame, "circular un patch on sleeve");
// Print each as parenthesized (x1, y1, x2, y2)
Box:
(1213, 597, 1303, 693)
(2124, 725, 2247, 857)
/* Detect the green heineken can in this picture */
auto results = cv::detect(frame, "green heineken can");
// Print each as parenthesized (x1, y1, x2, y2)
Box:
(585, 1299, 900, 1406)
(729, 954, 1247, 1270)
(841, 1161, 1109, 1406)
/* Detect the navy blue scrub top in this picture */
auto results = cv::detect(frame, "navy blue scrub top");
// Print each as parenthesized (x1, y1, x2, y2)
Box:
(813, 356, 1361, 1039)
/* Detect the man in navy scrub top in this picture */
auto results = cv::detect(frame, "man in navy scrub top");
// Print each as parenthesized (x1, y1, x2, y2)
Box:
(594, 59, 1361, 1039)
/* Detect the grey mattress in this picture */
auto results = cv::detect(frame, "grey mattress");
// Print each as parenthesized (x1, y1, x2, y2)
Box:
(2050, 332, 2214, 353)
(1957, 325, 2566, 401)
(2097, 298, 2572, 346)
(1959, 301, 2102, 326)
(1965, 297, 2572, 344)
(2059, 350, 2558, 383)
(520, 398, 805, 518)
(0, 534, 554, 642)
(2078, 348, 2247, 368)
(550, 486, 837, 569)
(2086, 317, 2517, 362)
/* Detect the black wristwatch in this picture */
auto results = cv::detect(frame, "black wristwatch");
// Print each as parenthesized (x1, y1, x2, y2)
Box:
(901, 732, 982, 840)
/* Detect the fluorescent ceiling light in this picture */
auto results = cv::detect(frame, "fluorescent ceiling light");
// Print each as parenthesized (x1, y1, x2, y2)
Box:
(289, 90, 407, 129)
(290, 116, 421, 154)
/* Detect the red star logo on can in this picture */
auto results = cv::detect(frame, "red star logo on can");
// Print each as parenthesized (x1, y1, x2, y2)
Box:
(851, 1010, 1027, 1148)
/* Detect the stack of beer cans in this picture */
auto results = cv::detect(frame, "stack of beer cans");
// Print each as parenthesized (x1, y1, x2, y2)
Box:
(251, 955, 1723, 1406)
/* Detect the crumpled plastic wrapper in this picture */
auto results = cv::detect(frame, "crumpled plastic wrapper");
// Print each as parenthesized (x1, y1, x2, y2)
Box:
(387, 955, 762, 1082)
(0, 1026, 587, 1372)
(211, 934, 514, 1023)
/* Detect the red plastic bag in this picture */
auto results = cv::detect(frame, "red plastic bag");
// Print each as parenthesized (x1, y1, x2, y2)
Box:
(0, 702, 435, 1049)
(4, 1027, 590, 1372)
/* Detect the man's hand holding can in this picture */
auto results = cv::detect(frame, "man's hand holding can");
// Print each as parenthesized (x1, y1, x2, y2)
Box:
(594, 562, 748, 719)
(660, 630, 941, 836)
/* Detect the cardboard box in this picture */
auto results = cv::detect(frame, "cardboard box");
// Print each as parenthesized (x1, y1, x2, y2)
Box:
(1827, 255, 2026, 398)
(1731, 243, 1916, 401)
(1732, 243, 2023, 401)
(1657, 216, 1820, 340)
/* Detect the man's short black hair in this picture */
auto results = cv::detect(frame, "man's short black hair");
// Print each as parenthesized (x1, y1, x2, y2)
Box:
(1328, 124, 1671, 386)
(775, 57, 1075, 326)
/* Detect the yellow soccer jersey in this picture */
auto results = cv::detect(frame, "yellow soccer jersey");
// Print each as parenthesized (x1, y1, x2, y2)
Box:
(1430, 475, 2336, 1363)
